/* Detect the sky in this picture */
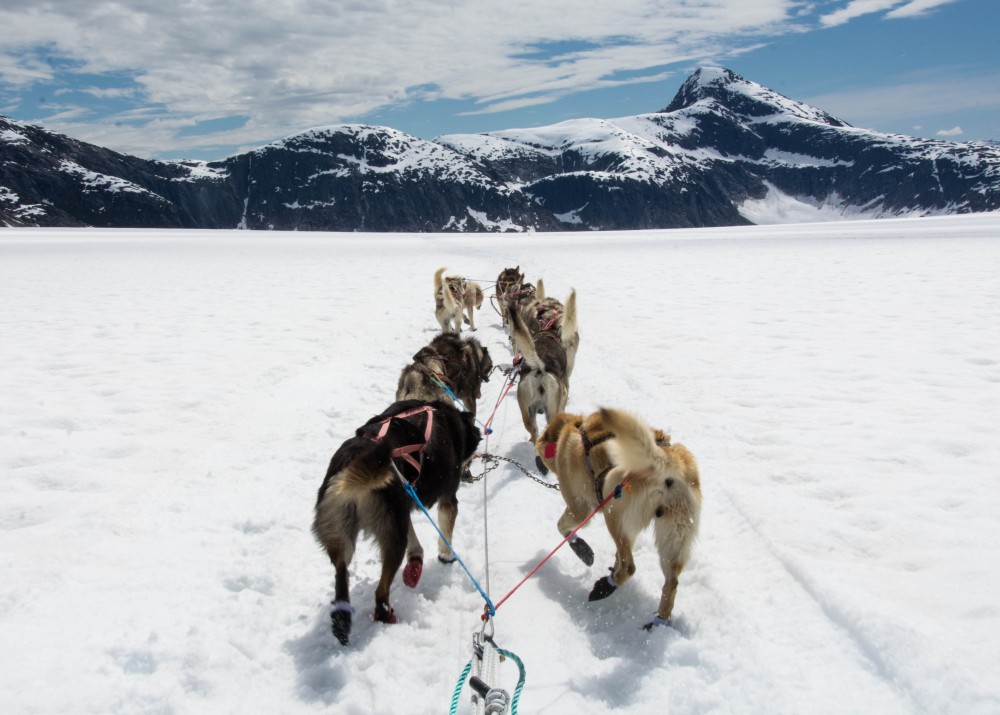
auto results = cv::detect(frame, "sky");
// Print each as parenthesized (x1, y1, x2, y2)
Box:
(1, 214, 999, 713)
(0, 1, 997, 162)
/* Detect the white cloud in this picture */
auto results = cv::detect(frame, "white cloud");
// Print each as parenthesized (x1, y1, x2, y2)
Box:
(0, 1, 798, 156)
(819, 0, 959, 27)
(936, 126, 963, 137)
(886, 0, 962, 20)
(804, 71, 1000, 124)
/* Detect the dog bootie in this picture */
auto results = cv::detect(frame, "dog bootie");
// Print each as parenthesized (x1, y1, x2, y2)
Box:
(437, 553, 457, 564)
(331, 601, 355, 645)
(534, 455, 549, 475)
(642, 615, 672, 631)
(588, 574, 618, 601)
(403, 556, 423, 587)
(569, 536, 594, 566)
(374, 599, 398, 624)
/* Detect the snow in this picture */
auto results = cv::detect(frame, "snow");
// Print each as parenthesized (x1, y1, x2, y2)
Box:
(58, 160, 166, 200)
(1, 214, 999, 714)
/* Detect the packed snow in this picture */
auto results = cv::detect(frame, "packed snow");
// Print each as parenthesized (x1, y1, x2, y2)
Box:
(1, 214, 999, 714)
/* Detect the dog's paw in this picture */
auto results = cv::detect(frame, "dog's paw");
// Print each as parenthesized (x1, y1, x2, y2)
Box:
(534, 455, 549, 475)
(330, 601, 355, 645)
(569, 536, 594, 566)
(437, 553, 457, 565)
(403, 556, 423, 588)
(641, 615, 672, 631)
(588, 574, 617, 601)
(374, 600, 397, 624)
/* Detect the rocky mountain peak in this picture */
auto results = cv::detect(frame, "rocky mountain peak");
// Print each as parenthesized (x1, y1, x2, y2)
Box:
(661, 66, 850, 128)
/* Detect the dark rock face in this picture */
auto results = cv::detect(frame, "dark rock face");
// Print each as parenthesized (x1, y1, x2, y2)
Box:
(3, 67, 999, 231)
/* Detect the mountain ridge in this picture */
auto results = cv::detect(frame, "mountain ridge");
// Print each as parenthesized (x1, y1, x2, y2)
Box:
(3, 67, 998, 231)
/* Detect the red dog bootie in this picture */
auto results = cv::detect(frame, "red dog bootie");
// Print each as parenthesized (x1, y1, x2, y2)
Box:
(402, 556, 423, 587)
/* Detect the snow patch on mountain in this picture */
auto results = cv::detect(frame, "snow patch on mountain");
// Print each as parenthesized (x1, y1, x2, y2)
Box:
(59, 161, 167, 200)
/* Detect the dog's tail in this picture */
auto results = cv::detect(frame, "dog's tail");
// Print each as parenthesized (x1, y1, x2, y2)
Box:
(435, 266, 460, 313)
(507, 304, 544, 370)
(434, 267, 447, 297)
(334, 440, 397, 498)
(597, 407, 671, 481)
(561, 289, 578, 343)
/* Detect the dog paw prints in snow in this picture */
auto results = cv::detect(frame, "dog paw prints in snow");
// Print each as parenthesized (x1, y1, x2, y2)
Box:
(233, 519, 272, 535)
(223, 574, 275, 596)
(110, 647, 158, 675)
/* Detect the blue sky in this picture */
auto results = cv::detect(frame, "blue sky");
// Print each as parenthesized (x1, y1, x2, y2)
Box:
(1, 0, 996, 161)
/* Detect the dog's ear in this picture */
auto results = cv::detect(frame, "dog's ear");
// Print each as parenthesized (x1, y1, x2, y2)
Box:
(412, 346, 436, 362)
(480, 346, 493, 381)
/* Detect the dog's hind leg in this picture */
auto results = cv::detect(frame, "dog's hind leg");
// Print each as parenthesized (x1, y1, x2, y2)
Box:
(516, 381, 540, 442)
(373, 519, 408, 625)
(557, 505, 595, 566)
(330, 558, 355, 645)
(435, 493, 458, 563)
(588, 500, 637, 602)
(402, 517, 424, 588)
(655, 560, 685, 623)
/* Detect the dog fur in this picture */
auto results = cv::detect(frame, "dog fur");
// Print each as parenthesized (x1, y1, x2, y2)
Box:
(434, 267, 465, 333)
(495, 266, 532, 331)
(313, 399, 481, 644)
(395, 332, 493, 415)
(535, 408, 701, 627)
(462, 280, 484, 331)
(522, 286, 580, 380)
(506, 299, 571, 442)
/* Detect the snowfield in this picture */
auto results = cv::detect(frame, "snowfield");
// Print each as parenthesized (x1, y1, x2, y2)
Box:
(2, 215, 999, 714)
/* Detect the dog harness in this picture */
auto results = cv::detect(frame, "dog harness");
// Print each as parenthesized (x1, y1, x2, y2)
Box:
(578, 425, 614, 474)
(367, 405, 435, 480)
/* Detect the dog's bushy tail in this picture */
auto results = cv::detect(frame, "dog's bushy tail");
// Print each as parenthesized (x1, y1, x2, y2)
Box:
(598, 407, 668, 481)
(334, 440, 396, 498)
(561, 289, 578, 343)
(435, 266, 460, 313)
(507, 304, 544, 370)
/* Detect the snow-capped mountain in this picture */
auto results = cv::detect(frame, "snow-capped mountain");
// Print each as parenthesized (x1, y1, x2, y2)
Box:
(3, 67, 999, 231)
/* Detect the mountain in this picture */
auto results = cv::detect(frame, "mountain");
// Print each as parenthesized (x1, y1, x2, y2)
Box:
(3, 67, 999, 231)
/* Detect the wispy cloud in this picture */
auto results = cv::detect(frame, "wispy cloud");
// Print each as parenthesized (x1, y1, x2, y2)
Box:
(0, 1, 800, 156)
(936, 126, 963, 137)
(820, 0, 960, 27)
(803, 69, 1000, 125)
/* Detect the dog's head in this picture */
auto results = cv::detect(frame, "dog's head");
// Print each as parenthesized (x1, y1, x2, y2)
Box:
(496, 267, 524, 296)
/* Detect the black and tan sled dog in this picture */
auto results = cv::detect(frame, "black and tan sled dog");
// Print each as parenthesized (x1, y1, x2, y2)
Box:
(313, 399, 481, 644)
(535, 408, 701, 629)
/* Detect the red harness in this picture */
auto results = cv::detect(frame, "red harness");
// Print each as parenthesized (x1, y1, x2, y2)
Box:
(368, 405, 435, 479)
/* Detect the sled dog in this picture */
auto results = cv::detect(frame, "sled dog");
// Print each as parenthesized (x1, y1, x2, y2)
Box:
(506, 298, 572, 442)
(535, 408, 701, 628)
(462, 280, 485, 331)
(395, 332, 493, 416)
(434, 267, 465, 333)
(313, 399, 481, 645)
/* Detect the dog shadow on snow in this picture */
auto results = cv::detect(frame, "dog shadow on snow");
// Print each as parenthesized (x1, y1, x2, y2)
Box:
(518, 544, 693, 708)
(283, 561, 461, 706)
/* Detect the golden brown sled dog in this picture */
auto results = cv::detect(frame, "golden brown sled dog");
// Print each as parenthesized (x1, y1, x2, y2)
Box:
(535, 408, 701, 629)
(434, 267, 465, 333)
(313, 399, 481, 645)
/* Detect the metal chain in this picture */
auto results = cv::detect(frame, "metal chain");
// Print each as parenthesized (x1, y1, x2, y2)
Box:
(464, 452, 560, 490)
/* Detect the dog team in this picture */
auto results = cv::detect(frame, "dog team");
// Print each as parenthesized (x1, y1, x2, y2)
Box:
(312, 265, 702, 645)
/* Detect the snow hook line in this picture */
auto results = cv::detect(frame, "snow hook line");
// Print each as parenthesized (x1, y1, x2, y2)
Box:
(393, 463, 496, 616)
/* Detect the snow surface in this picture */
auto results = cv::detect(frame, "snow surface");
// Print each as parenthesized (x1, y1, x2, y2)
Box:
(2, 215, 999, 714)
